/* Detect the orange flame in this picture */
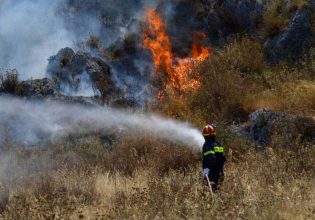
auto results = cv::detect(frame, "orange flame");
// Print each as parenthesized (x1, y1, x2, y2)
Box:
(142, 8, 211, 99)
(191, 32, 211, 61)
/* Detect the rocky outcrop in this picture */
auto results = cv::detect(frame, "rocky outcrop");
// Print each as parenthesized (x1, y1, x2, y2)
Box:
(0, 48, 122, 105)
(203, 1, 314, 63)
(1, 76, 101, 106)
(205, 0, 264, 42)
(47, 47, 118, 100)
(264, 8, 314, 64)
(231, 108, 315, 146)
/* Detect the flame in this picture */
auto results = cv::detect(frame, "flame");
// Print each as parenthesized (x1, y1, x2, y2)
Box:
(191, 32, 211, 61)
(142, 8, 211, 99)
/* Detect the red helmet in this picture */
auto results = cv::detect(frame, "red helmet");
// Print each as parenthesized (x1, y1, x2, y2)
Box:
(202, 124, 216, 137)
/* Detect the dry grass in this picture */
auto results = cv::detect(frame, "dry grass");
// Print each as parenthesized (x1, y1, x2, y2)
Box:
(244, 80, 315, 116)
(152, 36, 315, 124)
(0, 134, 313, 219)
(185, 37, 265, 122)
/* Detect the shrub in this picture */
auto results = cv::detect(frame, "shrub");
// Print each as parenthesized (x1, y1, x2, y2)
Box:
(0, 69, 19, 93)
(263, 0, 309, 37)
(86, 35, 100, 49)
(14, 83, 28, 96)
(263, 0, 291, 37)
(187, 37, 265, 122)
(287, 0, 309, 13)
(244, 79, 315, 115)
(152, 37, 271, 123)
(108, 136, 199, 176)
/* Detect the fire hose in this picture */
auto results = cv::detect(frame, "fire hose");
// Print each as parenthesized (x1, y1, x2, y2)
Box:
(204, 173, 213, 195)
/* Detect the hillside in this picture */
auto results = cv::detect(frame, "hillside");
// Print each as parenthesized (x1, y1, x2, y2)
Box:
(0, 0, 314, 219)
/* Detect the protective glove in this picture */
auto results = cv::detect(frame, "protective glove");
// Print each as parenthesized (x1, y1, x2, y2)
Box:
(203, 168, 210, 176)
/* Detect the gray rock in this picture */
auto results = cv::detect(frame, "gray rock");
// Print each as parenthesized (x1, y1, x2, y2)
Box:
(264, 8, 313, 64)
(12, 77, 101, 106)
(44, 94, 101, 106)
(47, 47, 117, 100)
(205, 0, 264, 44)
(231, 108, 315, 146)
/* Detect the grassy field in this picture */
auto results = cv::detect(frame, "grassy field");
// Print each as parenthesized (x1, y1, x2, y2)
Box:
(0, 134, 314, 219)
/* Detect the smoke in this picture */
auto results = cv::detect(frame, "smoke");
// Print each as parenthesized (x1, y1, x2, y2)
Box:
(58, 0, 159, 47)
(0, 0, 162, 100)
(0, 0, 73, 79)
(0, 0, 212, 104)
(0, 0, 161, 76)
(57, 0, 161, 102)
(0, 96, 204, 149)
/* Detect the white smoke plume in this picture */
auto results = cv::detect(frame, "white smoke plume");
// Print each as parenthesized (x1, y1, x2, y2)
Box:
(0, 0, 73, 79)
(0, 0, 160, 80)
(0, 96, 204, 149)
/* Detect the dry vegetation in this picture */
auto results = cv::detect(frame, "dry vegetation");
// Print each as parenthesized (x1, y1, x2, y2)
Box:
(153, 35, 315, 125)
(1, 8, 315, 219)
(0, 69, 28, 96)
(1, 35, 314, 218)
(0, 69, 19, 94)
(0, 134, 314, 219)
(263, 0, 309, 37)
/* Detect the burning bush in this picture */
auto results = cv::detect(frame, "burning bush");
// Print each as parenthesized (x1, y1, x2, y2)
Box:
(142, 8, 211, 99)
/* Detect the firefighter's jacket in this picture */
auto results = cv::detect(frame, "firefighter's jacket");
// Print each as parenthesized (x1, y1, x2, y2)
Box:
(202, 137, 225, 169)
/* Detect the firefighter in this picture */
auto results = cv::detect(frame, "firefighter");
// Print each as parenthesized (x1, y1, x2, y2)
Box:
(202, 124, 225, 191)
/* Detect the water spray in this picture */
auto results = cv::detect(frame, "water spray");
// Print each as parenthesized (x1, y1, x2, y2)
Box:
(0, 96, 204, 149)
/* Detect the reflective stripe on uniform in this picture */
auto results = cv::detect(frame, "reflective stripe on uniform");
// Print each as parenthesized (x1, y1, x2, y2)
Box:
(214, 146, 224, 153)
(203, 150, 215, 156)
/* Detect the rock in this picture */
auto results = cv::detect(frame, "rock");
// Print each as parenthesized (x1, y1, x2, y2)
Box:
(264, 8, 313, 64)
(231, 108, 315, 146)
(203, 1, 314, 62)
(0, 47, 134, 106)
(8, 77, 101, 106)
(47, 47, 117, 100)
(17, 78, 58, 97)
(44, 94, 101, 106)
(204, 0, 264, 45)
